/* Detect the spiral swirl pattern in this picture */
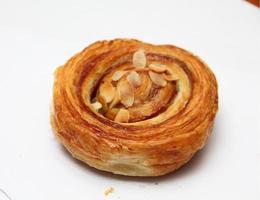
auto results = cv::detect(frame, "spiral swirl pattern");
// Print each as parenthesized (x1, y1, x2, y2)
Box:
(51, 39, 218, 176)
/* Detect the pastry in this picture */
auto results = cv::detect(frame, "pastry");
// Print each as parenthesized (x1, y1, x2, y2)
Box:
(51, 39, 218, 176)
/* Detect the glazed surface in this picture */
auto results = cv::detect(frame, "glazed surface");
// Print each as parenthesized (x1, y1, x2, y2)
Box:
(51, 39, 218, 176)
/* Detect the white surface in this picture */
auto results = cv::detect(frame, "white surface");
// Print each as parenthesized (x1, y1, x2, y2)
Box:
(0, 0, 259, 199)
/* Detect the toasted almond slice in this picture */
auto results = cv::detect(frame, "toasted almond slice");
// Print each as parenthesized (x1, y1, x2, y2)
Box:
(163, 72, 179, 81)
(148, 71, 167, 87)
(112, 70, 127, 81)
(105, 108, 119, 120)
(133, 49, 146, 68)
(98, 95, 108, 112)
(91, 101, 102, 110)
(118, 80, 134, 107)
(109, 87, 120, 108)
(99, 82, 116, 103)
(126, 71, 142, 88)
(148, 63, 167, 73)
(114, 109, 129, 123)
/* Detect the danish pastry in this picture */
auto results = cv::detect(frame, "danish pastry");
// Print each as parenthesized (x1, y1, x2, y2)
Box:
(51, 39, 218, 176)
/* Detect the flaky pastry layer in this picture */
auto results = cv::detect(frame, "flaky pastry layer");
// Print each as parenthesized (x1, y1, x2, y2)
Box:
(51, 39, 218, 176)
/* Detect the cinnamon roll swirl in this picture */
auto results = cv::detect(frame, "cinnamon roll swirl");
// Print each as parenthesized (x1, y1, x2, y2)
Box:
(51, 39, 218, 176)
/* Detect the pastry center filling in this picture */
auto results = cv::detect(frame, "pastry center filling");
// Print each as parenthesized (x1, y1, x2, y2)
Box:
(90, 49, 179, 123)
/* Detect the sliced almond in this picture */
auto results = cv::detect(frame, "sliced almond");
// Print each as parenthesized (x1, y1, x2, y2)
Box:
(109, 87, 121, 108)
(112, 70, 127, 81)
(114, 108, 129, 123)
(117, 80, 134, 107)
(98, 95, 108, 112)
(91, 101, 102, 110)
(105, 108, 119, 120)
(126, 71, 142, 88)
(148, 63, 167, 73)
(163, 72, 179, 81)
(133, 49, 146, 68)
(148, 71, 167, 87)
(99, 82, 116, 103)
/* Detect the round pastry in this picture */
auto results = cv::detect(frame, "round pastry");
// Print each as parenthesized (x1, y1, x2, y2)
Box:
(51, 39, 218, 176)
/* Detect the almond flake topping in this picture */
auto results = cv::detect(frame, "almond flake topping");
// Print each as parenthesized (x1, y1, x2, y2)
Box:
(148, 71, 167, 87)
(148, 63, 167, 73)
(99, 82, 116, 103)
(117, 81, 134, 107)
(112, 70, 127, 81)
(126, 71, 142, 88)
(114, 109, 130, 123)
(133, 49, 146, 68)
(91, 101, 102, 110)
(109, 87, 121, 108)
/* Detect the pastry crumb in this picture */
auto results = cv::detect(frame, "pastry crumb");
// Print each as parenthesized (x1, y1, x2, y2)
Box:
(104, 187, 114, 196)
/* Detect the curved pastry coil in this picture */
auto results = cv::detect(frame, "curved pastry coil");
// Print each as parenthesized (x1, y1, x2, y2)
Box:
(51, 39, 218, 176)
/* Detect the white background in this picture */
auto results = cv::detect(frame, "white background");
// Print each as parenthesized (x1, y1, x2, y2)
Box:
(0, 0, 259, 199)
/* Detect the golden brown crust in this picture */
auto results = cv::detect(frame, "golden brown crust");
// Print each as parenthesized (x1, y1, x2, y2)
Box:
(51, 39, 218, 176)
